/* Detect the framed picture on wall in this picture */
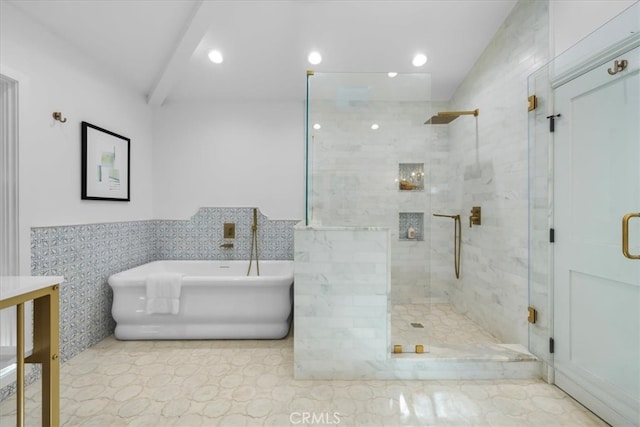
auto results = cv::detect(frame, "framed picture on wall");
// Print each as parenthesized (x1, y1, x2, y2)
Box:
(81, 121, 130, 201)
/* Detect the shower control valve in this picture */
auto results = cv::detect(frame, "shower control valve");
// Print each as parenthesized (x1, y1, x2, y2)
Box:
(223, 223, 236, 239)
(469, 206, 481, 228)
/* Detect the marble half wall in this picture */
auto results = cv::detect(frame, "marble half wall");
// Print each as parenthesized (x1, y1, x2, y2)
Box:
(294, 224, 390, 378)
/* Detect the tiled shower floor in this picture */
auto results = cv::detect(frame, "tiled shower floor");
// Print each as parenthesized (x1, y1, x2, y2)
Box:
(391, 303, 502, 353)
(390, 303, 535, 363)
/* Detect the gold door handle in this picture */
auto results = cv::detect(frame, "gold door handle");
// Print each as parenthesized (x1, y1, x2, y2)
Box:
(622, 213, 640, 259)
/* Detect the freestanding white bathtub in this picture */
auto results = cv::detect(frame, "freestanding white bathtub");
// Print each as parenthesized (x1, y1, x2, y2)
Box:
(107, 260, 294, 340)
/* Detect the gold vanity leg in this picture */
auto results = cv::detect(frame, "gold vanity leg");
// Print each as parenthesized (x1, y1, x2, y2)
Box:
(28, 285, 60, 426)
(16, 303, 24, 427)
(49, 285, 60, 427)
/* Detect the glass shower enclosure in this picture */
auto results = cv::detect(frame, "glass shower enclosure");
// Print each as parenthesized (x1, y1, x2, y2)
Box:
(305, 72, 433, 354)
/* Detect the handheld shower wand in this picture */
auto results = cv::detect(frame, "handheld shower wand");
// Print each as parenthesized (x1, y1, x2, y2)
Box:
(433, 214, 462, 279)
(247, 208, 260, 276)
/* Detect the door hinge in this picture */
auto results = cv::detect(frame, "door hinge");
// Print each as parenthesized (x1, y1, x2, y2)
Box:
(550, 228, 555, 243)
(549, 337, 555, 354)
(546, 114, 561, 132)
(528, 95, 537, 111)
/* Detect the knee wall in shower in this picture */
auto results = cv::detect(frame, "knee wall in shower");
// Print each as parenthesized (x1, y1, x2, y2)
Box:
(294, 225, 389, 378)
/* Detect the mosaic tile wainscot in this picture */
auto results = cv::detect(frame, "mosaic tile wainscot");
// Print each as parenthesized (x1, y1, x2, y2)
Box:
(0, 207, 297, 401)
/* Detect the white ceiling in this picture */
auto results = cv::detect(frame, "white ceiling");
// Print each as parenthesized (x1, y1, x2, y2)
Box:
(9, 0, 518, 104)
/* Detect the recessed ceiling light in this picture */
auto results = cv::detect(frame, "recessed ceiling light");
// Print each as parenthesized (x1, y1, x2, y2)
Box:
(313, 123, 321, 130)
(208, 49, 223, 64)
(371, 123, 379, 130)
(387, 72, 398, 78)
(308, 51, 322, 65)
(412, 53, 427, 67)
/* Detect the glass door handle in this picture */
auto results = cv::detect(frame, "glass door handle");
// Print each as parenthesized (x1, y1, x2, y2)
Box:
(622, 213, 640, 259)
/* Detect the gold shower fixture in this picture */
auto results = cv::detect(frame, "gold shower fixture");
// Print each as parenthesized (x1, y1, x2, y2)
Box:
(433, 214, 462, 279)
(424, 108, 479, 124)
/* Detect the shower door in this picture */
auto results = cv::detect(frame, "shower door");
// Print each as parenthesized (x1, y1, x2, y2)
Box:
(553, 46, 639, 426)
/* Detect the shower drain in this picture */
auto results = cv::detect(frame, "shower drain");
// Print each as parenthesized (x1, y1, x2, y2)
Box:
(410, 322, 424, 328)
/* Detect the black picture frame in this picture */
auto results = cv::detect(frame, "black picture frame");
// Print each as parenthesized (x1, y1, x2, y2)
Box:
(81, 121, 130, 201)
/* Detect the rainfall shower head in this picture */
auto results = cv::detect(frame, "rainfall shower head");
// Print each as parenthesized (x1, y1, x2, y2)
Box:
(425, 115, 458, 125)
(425, 109, 479, 125)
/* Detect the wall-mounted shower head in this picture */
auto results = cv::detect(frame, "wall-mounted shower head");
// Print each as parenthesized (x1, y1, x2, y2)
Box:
(424, 108, 479, 124)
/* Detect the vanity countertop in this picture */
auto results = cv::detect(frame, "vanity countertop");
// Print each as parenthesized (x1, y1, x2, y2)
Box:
(0, 276, 64, 302)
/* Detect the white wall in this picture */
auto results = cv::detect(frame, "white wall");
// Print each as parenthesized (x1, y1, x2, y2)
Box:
(152, 100, 305, 220)
(551, 0, 637, 57)
(0, 3, 154, 274)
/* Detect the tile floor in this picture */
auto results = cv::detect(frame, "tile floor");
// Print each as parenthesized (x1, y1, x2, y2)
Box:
(0, 332, 606, 426)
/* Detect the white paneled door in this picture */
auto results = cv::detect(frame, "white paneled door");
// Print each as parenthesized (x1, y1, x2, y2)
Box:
(554, 47, 640, 426)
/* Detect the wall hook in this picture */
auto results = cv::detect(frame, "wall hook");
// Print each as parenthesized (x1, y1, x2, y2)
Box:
(607, 59, 628, 75)
(52, 112, 67, 123)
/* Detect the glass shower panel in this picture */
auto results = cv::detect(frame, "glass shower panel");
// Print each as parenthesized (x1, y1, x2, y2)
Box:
(305, 72, 433, 353)
(527, 64, 554, 365)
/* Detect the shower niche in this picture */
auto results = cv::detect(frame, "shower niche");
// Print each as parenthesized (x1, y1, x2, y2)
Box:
(399, 212, 424, 241)
(398, 163, 425, 241)
(398, 163, 424, 191)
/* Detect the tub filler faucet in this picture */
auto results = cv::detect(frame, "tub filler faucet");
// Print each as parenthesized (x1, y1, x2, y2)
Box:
(220, 243, 234, 249)
(247, 208, 260, 276)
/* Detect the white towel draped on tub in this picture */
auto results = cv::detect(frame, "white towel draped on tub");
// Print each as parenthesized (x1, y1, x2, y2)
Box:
(145, 273, 183, 314)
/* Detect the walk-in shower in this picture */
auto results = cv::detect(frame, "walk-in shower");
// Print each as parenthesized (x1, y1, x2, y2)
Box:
(305, 71, 433, 353)
(304, 72, 504, 357)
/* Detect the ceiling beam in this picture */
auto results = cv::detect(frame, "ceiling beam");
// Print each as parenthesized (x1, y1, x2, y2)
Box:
(147, 0, 212, 106)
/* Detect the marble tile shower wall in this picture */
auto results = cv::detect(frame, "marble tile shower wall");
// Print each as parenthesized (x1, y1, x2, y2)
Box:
(445, 0, 548, 346)
(1, 207, 296, 401)
(428, 101, 455, 302)
(309, 100, 431, 304)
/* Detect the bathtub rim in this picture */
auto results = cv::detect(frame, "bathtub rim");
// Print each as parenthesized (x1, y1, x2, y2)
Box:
(108, 259, 294, 288)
